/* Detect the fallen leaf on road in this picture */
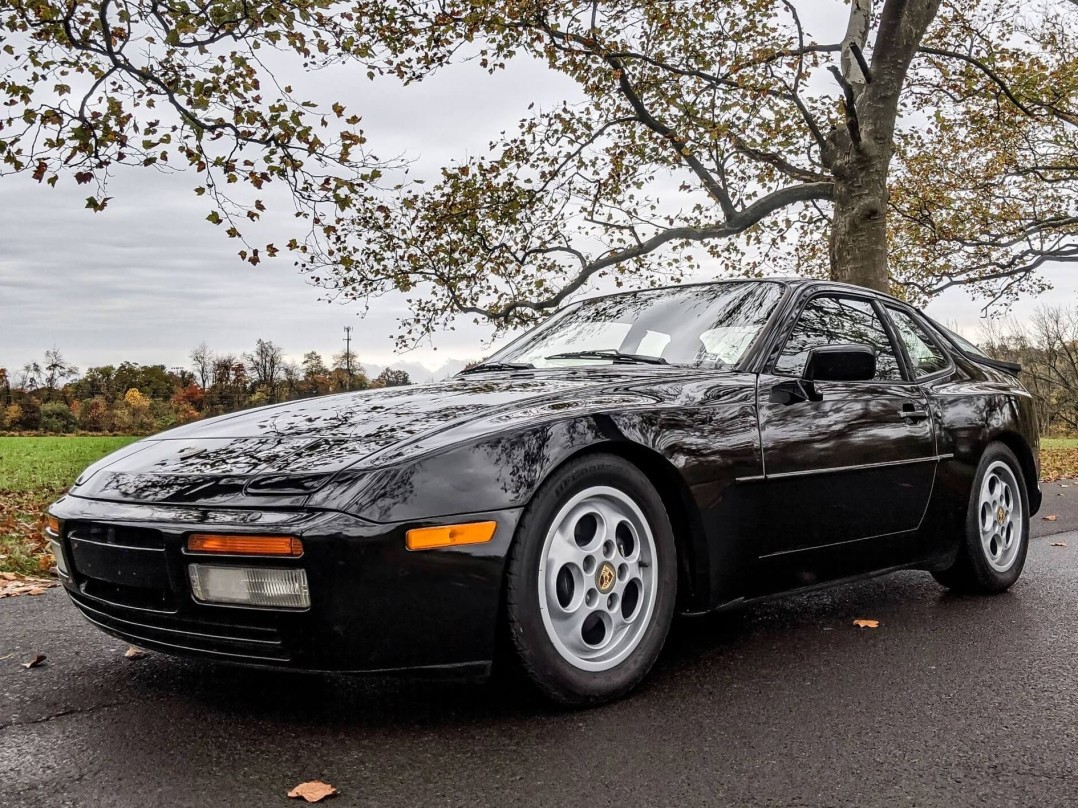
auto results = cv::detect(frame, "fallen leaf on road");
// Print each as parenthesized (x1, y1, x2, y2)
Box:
(124, 646, 148, 660)
(1052, 542, 1068, 547)
(0, 572, 18, 581)
(1042, 515, 1059, 521)
(287, 781, 338, 803)
(853, 619, 880, 629)
(21, 653, 46, 669)
(27, 587, 46, 596)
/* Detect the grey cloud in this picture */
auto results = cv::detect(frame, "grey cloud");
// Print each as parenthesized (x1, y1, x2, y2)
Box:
(0, 55, 574, 375)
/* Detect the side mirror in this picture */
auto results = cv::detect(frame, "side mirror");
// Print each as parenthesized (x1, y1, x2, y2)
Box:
(804, 344, 876, 382)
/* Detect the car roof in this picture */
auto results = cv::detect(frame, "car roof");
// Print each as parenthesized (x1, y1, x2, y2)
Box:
(571, 277, 912, 309)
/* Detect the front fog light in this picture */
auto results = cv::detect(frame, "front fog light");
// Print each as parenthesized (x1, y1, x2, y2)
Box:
(188, 564, 310, 609)
(49, 540, 68, 577)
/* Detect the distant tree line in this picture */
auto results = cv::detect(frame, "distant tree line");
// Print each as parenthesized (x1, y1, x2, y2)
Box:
(0, 340, 411, 434)
(979, 307, 1078, 437)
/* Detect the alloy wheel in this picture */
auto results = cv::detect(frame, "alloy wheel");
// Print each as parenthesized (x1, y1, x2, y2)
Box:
(978, 460, 1023, 573)
(537, 485, 658, 671)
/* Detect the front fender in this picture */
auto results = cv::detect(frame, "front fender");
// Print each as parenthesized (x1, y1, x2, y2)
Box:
(307, 416, 619, 523)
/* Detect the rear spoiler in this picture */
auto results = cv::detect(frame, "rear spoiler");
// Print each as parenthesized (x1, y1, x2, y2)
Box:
(963, 353, 1022, 377)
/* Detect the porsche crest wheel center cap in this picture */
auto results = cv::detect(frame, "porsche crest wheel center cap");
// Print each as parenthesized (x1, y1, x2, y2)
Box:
(997, 507, 1006, 525)
(596, 561, 617, 594)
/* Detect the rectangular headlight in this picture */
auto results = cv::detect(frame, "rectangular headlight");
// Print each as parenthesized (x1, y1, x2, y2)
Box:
(188, 564, 310, 609)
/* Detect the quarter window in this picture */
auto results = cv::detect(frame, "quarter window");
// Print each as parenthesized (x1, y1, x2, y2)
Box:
(886, 307, 950, 378)
(775, 296, 903, 381)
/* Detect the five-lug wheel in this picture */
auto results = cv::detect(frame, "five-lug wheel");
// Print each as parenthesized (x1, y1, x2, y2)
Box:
(932, 442, 1030, 594)
(504, 454, 677, 705)
(977, 460, 1023, 573)
(538, 486, 657, 671)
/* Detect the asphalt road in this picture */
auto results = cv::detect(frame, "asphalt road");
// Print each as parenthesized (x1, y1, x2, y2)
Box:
(3, 482, 1078, 808)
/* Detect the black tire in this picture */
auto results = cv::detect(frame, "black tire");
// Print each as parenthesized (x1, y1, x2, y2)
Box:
(505, 453, 677, 706)
(932, 442, 1030, 594)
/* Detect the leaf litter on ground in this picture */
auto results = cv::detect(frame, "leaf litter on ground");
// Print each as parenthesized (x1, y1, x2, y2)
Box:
(0, 574, 58, 598)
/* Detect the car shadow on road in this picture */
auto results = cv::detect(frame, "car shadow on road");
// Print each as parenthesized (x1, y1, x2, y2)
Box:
(110, 566, 1039, 735)
(119, 657, 553, 727)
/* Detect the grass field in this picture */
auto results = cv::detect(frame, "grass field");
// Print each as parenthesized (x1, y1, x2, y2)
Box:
(1041, 438, 1078, 449)
(0, 436, 137, 575)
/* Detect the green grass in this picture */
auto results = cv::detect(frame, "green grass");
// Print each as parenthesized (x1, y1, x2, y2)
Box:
(1, 436, 138, 576)
(0, 436, 138, 492)
(1042, 438, 1078, 450)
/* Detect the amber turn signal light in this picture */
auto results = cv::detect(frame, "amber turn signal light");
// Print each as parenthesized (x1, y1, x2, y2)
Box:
(44, 515, 60, 535)
(405, 521, 497, 551)
(186, 534, 304, 557)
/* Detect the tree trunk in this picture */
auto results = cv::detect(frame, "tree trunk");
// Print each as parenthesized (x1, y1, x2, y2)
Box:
(828, 149, 890, 293)
(824, 0, 943, 295)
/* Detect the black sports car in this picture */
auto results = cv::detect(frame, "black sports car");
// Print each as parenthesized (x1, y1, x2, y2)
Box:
(47, 279, 1041, 704)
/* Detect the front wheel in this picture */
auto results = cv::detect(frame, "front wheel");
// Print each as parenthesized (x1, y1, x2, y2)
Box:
(505, 454, 677, 705)
(932, 443, 1030, 594)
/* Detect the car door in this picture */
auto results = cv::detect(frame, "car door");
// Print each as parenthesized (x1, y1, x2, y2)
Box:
(755, 293, 938, 579)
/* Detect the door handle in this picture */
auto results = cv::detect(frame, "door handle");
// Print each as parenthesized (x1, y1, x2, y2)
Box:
(901, 404, 930, 421)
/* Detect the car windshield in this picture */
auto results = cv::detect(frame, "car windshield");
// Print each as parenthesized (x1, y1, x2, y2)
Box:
(486, 281, 785, 369)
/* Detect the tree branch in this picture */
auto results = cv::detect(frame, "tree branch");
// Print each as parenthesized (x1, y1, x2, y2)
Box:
(917, 46, 1035, 116)
(467, 182, 834, 321)
(841, 0, 872, 93)
(603, 52, 733, 215)
(535, 20, 830, 180)
(778, 0, 829, 152)
(849, 43, 873, 84)
(827, 65, 862, 144)
(729, 132, 829, 182)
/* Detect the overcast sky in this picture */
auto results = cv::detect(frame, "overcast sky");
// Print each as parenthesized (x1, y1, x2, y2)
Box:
(2, 1, 1076, 382)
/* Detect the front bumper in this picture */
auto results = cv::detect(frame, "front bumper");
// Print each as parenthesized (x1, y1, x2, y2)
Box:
(48, 494, 520, 676)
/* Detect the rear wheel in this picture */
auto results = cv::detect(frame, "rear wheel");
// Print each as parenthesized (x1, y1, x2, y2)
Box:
(505, 454, 677, 705)
(932, 443, 1029, 594)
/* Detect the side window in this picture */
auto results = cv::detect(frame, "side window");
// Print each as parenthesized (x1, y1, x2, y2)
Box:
(886, 307, 950, 378)
(775, 296, 903, 381)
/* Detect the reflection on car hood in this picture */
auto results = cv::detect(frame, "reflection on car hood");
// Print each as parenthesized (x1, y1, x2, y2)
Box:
(69, 371, 673, 505)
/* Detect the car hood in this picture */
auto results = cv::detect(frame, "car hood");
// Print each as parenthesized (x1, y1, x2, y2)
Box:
(68, 370, 684, 506)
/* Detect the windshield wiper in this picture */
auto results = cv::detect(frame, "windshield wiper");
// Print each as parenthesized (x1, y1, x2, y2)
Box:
(544, 349, 668, 365)
(459, 361, 535, 374)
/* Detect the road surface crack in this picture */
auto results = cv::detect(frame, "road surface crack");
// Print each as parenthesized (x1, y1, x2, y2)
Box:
(0, 700, 125, 730)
